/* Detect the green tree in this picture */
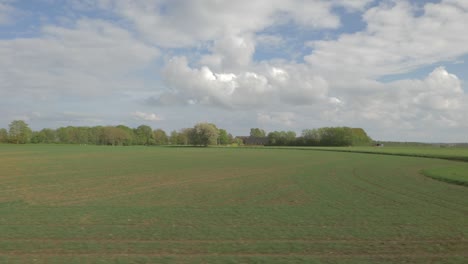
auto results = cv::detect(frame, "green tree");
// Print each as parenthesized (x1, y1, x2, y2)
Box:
(302, 129, 321, 146)
(190, 123, 219, 146)
(0, 128, 8, 143)
(250, 128, 266, 137)
(116, 125, 135, 145)
(135, 125, 155, 145)
(351, 128, 372, 146)
(100, 126, 133, 146)
(153, 129, 168, 145)
(234, 137, 244, 146)
(319, 127, 353, 146)
(218, 129, 229, 145)
(55, 126, 88, 144)
(88, 126, 103, 145)
(8, 120, 32, 144)
(30, 131, 41, 143)
(177, 128, 191, 145)
(57, 126, 73, 144)
(39, 128, 57, 143)
(267, 131, 296, 146)
(301, 127, 371, 146)
(169, 130, 178, 145)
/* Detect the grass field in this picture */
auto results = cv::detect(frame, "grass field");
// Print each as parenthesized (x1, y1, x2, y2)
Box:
(306, 146, 468, 161)
(304, 146, 468, 186)
(0, 144, 467, 263)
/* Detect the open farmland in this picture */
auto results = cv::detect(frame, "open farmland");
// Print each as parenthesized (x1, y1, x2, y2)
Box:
(306, 146, 468, 161)
(0, 145, 467, 263)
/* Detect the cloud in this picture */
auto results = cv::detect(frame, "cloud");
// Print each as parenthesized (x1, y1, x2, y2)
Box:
(331, 0, 374, 11)
(156, 56, 335, 108)
(408, 67, 463, 111)
(99, 0, 362, 48)
(0, 19, 159, 98)
(258, 67, 467, 142)
(149, 0, 468, 119)
(158, 56, 273, 108)
(1, 0, 467, 142)
(258, 112, 296, 127)
(326, 67, 467, 131)
(0, 1, 15, 24)
(200, 34, 256, 71)
(271, 65, 330, 105)
(21, 111, 104, 127)
(132, 111, 163, 122)
(255, 34, 285, 50)
(305, 0, 468, 80)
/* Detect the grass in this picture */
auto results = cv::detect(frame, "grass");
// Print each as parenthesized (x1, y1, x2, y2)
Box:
(422, 165, 468, 186)
(294, 146, 468, 186)
(0, 144, 467, 263)
(305, 146, 468, 161)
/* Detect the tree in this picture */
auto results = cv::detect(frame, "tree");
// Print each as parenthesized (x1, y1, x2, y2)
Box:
(300, 127, 371, 147)
(177, 128, 191, 145)
(100, 126, 132, 146)
(189, 123, 219, 146)
(30, 129, 57, 144)
(115, 125, 135, 145)
(134, 125, 155, 145)
(153, 129, 168, 145)
(267, 131, 280, 145)
(169, 130, 178, 145)
(234, 137, 244, 146)
(39, 128, 57, 143)
(56, 126, 78, 144)
(302, 129, 321, 146)
(267, 130, 296, 146)
(351, 128, 372, 146)
(8, 120, 32, 144)
(88, 126, 103, 145)
(218, 129, 229, 145)
(250, 128, 266, 137)
(0, 128, 8, 143)
(30, 131, 41, 143)
(319, 127, 353, 146)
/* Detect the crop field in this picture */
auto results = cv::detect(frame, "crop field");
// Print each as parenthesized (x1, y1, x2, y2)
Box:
(0, 144, 467, 263)
(307, 146, 468, 161)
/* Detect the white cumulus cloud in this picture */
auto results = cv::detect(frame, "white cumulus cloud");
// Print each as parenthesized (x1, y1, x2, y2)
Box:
(99, 0, 355, 48)
(132, 112, 163, 122)
(156, 57, 335, 108)
(0, 19, 159, 98)
(326, 67, 467, 134)
(306, 0, 468, 80)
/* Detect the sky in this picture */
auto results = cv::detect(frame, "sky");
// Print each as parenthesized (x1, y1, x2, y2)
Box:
(1, 0, 467, 142)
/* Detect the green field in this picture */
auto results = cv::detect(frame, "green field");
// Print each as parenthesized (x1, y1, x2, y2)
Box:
(0, 145, 467, 263)
(306, 146, 468, 161)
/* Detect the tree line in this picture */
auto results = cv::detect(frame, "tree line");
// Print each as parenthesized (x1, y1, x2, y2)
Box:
(265, 127, 372, 146)
(246, 127, 372, 146)
(0, 120, 372, 147)
(0, 120, 234, 146)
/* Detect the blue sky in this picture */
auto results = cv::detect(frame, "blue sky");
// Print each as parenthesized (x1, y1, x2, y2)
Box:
(1, 0, 468, 142)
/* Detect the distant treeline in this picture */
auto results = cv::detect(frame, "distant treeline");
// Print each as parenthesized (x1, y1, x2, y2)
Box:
(0, 120, 231, 146)
(0, 120, 372, 147)
(266, 127, 373, 146)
